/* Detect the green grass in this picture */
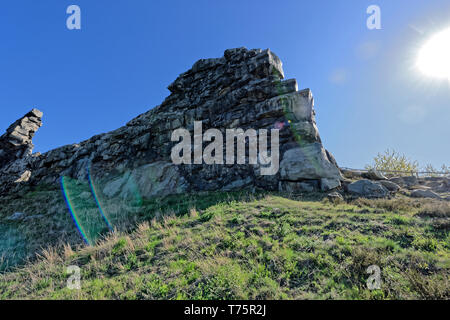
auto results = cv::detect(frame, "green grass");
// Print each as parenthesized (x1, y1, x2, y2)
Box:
(0, 193, 448, 300)
(0, 181, 260, 271)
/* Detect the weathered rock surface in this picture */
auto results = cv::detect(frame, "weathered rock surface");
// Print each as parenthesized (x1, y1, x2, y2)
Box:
(320, 178, 341, 191)
(279, 143, 342, 182)
(347, 179, 389, 198)
(0, 108, 42, 168)
(103, 161, 188, 199)
(389, 176, 418, 188)
(278, 180, 317, 193)
(388, 176, 449, 199)
(342, 169, 448, 200)
(362, 169, 387, 181)
(0, 48, 342, 198)
(417, 177, 450, 194)
(341, 168, 364, 179)
(0, 109, 43, 189)
(410, 189, 442, 199)
(378, 180, 401, 192)
(327, 191, 343, 201)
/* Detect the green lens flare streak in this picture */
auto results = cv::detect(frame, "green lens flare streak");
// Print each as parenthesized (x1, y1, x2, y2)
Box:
(87, 167, 113, 231)
(274, 71, 322, 174)
(60, 176, 91, 246)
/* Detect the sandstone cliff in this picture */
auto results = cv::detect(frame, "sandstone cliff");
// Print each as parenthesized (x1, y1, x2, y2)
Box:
(0, 48, 342, 198)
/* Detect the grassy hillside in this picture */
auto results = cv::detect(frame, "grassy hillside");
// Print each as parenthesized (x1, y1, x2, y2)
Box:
(0, 182, 267, 271)
(0, 193, 448, 300)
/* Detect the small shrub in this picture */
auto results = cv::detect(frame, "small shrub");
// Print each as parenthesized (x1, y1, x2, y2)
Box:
(412, 237, 438, 252)
(365, 149, 419, 176)
(199, 211, 214, 222)
(422, 164, 450, 177)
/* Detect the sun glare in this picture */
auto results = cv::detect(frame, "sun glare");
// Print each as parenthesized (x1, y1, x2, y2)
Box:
(417, 27, 450, 80)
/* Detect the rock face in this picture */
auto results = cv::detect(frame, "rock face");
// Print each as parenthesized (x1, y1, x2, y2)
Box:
(0, 109, 42, 167)
(0, 109, 43, 189)
(0, 48, 342, 197)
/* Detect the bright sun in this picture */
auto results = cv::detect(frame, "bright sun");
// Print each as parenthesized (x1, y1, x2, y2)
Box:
(417, 27, 450, 80)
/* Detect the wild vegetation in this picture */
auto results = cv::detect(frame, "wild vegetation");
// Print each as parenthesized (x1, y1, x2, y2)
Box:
(365, 148, 449, 177)
(0, 182, 259, 271)
(0, 191, 448, 300)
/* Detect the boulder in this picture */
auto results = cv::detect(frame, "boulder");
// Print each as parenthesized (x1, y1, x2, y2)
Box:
(378, 180, 401, 192)
(279, 143, 342, 181)
(389, 176, 418, 188)
(279, 181, 318, 193)
(327, 192, 344, 201)
(320, 178, 341, 191)
(362, 169, 387, 180)
(341, 168, 364, 179)
(410, 189, 442, 199)
(417, 177, 450, 193)
(347, 179, 389, 198)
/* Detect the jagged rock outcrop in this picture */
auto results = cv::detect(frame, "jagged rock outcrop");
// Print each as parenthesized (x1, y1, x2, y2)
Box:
(0, 109, 43, 188)
(0, 109, 42, 167)
(0, 48, 342, 197)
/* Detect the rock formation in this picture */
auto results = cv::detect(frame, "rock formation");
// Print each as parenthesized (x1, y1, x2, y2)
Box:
(0, 109, 43, 188)
(0, 48, 342, 197)
(342, 169, 449, 199)
(0, 109, 42, 166)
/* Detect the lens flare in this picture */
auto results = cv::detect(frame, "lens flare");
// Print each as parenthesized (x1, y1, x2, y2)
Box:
(273, 71, 324, 176)
(87, 167, 113, 231)
(60, 176, 91, 245)
(122, 173, 144, 207)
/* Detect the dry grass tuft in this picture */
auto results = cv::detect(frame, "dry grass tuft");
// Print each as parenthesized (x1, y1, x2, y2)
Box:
(352, 197, 421, 212)
(189, 207, 199, 218)
(416, 201, 450, 218)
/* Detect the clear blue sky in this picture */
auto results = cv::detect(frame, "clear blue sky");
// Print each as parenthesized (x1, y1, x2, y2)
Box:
(1, 0, 449, 169)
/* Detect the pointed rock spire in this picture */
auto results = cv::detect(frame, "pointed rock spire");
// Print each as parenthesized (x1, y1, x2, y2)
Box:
(0, 108, 43, 169)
